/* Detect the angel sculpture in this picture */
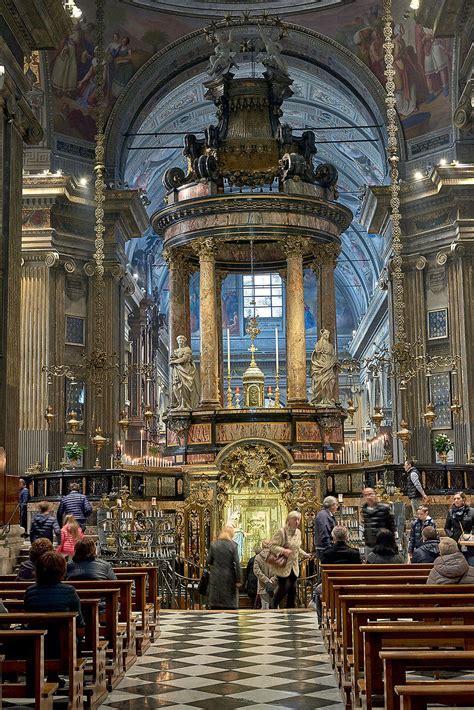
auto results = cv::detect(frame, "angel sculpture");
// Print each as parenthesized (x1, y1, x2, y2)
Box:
(257, 27, 289, 76)
(207, 30, 239, 77)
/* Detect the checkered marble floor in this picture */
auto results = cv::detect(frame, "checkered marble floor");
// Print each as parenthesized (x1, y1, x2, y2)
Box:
(100, 609, 344, 709)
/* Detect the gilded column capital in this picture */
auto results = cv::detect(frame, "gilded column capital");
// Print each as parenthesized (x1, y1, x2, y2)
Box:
(312, 241, 341, 267)
(282, 237, 304, 259)
(193, 238, 216, 261)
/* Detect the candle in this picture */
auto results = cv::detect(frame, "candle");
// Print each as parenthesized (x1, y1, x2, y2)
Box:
(227, 328, 231, 376)
(338, 493, 343, 503)
(275, 327, 279, 375)
(117, 498, 122, 508)
(45, 452, 49, 471)
(140, 429, 144, 460)
(110, 455, 114, 469)
(151, 497, 157, 506)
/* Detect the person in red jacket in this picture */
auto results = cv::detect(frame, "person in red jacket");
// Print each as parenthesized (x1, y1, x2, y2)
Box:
(57, 514, 84, 559)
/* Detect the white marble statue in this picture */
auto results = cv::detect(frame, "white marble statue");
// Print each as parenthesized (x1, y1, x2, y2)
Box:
(257, 28, 288, 76)
(207, 30, 239, 77)
(170, 335, 197, 410)
(310, 328, 338, 405)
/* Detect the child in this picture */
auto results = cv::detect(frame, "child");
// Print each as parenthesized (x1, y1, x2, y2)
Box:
(57, 514, 84, 559)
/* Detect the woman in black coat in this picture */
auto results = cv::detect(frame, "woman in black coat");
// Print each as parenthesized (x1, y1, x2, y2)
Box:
(445, 491, 474, 541)
(206, 526, 242, 610)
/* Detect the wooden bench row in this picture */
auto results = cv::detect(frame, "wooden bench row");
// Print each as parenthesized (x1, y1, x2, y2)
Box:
(320, 563, 474, 710)
(0, 564, 161, 710)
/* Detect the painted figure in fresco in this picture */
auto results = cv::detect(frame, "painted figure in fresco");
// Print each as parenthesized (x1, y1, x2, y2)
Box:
(304, 303, 316, 329)
(111, 37, 134, 98)
(51, 30, 80, 97)
(169, 335, 197, 410)
(393, 24, 418, 116)
(415, 25, 449, 99)
(310, 329, 338, 405)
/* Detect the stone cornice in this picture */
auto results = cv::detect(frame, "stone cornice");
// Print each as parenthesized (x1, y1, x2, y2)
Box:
(0, 0, 72, 52)
(153, 193, 352, 235)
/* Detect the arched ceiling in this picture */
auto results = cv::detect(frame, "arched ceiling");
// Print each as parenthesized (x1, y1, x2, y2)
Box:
(122, 0, 348, 17)
(124, 59, 387, 325)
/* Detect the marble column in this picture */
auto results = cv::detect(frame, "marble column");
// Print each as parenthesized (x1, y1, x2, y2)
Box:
(216, 271, 226, 408)
(194, 239, 220, 407)
(284, 238, 307, 405)
(314, 242, 340, 401)
(404, 257, 431, 462)
(447, 247, 473, 462)
(166, 249, 191, 355)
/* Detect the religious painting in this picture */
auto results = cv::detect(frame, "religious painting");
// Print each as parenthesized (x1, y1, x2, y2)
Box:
(65, 315, 85, 345)
(222, 275, 240, 336)
(49, 0, 202, 142)
(303, 269, 317, 337)
(189, 273, 200, 336)
(288, 0, 453, 142)
(429, 372, 452, 431)
(428, 308, 448, 339)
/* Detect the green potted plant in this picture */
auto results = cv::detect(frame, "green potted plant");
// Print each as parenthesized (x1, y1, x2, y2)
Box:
(64, 441, 86, 468)
(433, 433, 454, 464)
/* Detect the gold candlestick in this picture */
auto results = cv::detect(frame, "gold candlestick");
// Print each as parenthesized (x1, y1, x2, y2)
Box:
(274, 373, 281, 407)
(226, 372, 233, 408)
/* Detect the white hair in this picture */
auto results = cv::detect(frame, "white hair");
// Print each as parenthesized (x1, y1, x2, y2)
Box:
(323, 496, 338, 508)
(287, 510, 301, 521)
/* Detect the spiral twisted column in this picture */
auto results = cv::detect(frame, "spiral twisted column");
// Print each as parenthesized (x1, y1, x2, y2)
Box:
(193, 239, 220, 408)
(283, 238, 307, 405)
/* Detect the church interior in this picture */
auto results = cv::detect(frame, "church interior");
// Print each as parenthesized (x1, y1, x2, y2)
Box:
(0, 0, 473, 707)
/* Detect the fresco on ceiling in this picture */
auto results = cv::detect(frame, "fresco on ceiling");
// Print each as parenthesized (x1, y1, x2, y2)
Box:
(288, 0, 453, 142)
(50, 0, 202, 141)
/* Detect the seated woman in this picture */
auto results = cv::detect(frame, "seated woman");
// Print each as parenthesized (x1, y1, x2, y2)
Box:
(366, 528, 405, 564)
(66, 537, 117, 581)
(16, 537, 53, 581)
(24, 551, 84, 626)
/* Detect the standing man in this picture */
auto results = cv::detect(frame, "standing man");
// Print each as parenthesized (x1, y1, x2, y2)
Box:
(404, 459, 427, 515)
(57, 482, 92, 531)
(19, 478, 29, 537)
(408, 505, 438, 557)
(361, 487, 396, 558)
(314, 496, 338, 559)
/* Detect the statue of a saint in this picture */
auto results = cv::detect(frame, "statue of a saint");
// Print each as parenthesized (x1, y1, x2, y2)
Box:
(169, 335, 197, 410)
(257, 28, 289, 77)
(310, 328, 338, 405)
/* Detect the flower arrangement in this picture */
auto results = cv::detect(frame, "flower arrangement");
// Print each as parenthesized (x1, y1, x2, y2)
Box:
(433, 433, 454, 454)
(148, 445, 160, 455)
(64, 441, 86, 461)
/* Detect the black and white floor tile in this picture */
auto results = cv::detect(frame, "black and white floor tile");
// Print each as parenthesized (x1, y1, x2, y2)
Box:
(100, 610, 344, 709)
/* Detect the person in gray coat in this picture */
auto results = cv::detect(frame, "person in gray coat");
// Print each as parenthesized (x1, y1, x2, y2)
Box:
(427, 537, 474, 584)
(206, 525, 243, 610)
(314, 496, 337, 559)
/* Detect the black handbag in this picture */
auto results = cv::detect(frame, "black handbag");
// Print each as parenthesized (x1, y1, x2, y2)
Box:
(197, 569, 210, 596)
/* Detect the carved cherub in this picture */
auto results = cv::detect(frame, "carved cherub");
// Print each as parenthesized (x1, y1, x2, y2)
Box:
(207, 30, 239, 77)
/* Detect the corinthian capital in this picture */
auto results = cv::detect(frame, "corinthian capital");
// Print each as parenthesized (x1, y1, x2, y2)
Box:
(163, 247, 189, 272)
(311, 241, 341, 267)
(282, 237, 304, 259)
(193, 238, 216, 261)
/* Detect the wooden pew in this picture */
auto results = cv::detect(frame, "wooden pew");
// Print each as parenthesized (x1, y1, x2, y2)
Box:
(331, 578, 430, 656)
(4, 597, 108, 709)
(0, 611, 85, 710)
(0, 629, 58, 709)
(1, 584, 124, 692)
(320, 565, 432, 630)
(66, 580, 136, 670)
(114, 570, 150, 654)
(395, 681, 474, 709)
(362, 624, 474, 710)
(113, 565, 159, 640)
(382, 651, 474, 710)
(349, 604, 474, 705)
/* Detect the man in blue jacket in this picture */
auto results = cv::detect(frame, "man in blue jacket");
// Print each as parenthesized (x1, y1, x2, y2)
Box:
(30, 501, 61, 543)
(19, 478, 29, 536)
(314, 496, 338, 559)
(57, 482, 92, 530)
